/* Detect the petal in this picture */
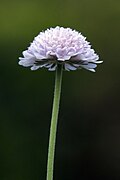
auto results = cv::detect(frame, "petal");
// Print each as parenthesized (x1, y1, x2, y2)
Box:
(31, 65, 40, 70)
(94, 60, 103, 64)
(19, 58, 35, 67)
(57, 56, 71, 61)
(22, 50, 34, 58)
(67, 47, 76, 56)
(33, 52, 47, 59)
(80, 63, 97, 71)
(65, 63, 77, 71)
(87, 69, 96, 72)
(48, 64, 57, 71)
(56, 47, 67, 59)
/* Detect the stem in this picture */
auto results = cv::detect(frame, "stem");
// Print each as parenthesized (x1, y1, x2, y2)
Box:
(46, 64, 63, 180)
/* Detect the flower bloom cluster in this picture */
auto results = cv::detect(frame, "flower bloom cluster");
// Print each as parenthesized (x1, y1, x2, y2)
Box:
(19, 26, 102, 72)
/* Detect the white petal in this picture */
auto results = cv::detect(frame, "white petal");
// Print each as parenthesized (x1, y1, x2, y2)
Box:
(95, 60, 103, 64)
(22, 50, 34, 58)
(19, 58, 35, 67)
(31, 65, 40, 70)
(65, 63, 77, 71)
(88, 69, 95, 72)
(33, 52, 47, 59)
(48, 64, 57, 71)
(56, 47, 67, 59)
(67, 47, 76, 56)
(80, 63, 97, 70)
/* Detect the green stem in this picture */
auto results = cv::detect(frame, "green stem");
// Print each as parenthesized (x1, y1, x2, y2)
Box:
(46, 64, 63, 180)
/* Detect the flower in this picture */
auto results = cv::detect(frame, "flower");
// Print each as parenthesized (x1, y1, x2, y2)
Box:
(19, 26, 102, 72)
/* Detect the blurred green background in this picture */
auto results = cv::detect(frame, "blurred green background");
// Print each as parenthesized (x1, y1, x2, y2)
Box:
(0, 0, 120, 179)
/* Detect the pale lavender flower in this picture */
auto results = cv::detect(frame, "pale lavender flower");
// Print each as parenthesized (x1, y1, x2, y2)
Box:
(19, 26, 102, 72)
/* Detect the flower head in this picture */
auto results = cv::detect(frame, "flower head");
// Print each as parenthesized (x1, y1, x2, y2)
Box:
(19, 26, 102, 72)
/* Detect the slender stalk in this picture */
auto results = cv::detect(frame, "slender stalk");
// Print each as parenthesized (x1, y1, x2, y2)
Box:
(46, 64, 63, 180)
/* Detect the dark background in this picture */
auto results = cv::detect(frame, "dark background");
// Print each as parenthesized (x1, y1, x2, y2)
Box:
(0, 0, 120, 179)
